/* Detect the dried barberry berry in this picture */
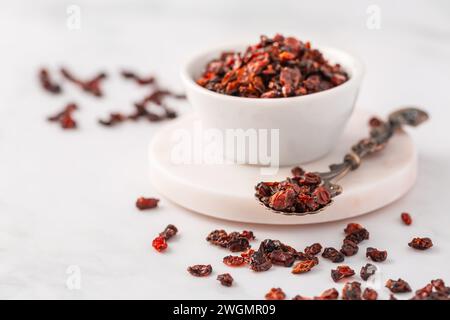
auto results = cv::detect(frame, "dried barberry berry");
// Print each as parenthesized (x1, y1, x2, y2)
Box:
(265, 288, 286, 300)
(152, 236, 167, 252)
(98, 113, 127, 127)
(187, 264, 212, 277)
(344, 223, 363, 235)
(408, 237, 433, 250)
(342, 281, 362, 300)
(340, 239, 359, 256)
(304, 243, 322, 256)
(135, 197, 159, 210)
(223, 255, 246, 267)
(314, 288, 339, 300)
(249, 244, 272, 272)
(159, 224, 178, 240)
(401, 212, 412, 225)
(292, 259, 317, 274)
(331, 265, 355, 282)
(366, 247, 387, 262)
(344, 228, 369, 244)
(322, 247, 345, 263)
(47, 103, 78, 129)
(39, 68, 62, 94)
(362, 288, 378, 300)
(268, 250, 296, 267)
(121, 70, 155, 85)
(61, 67, 107, 97)
(386, 278, 412, 293)
(360, 263, 377, 281)
(217, 273, 233, 287)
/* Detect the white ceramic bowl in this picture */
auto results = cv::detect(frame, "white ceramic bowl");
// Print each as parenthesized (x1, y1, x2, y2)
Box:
(181, 44, 364, 166)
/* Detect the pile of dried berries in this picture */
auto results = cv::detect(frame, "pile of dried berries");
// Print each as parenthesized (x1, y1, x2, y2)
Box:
(136, 197, 159, 210)
(255, 168, 331, 214)
(197, 34, 348, 98)
(187, 264, 212, 277)
(206, 229, 255, 252)
(412, 279, 450, 300)
(408, 237, 433, 250)
(47, 103, 78, 129)
(152, 224, 178, 252)
(39, 67, 185, 130)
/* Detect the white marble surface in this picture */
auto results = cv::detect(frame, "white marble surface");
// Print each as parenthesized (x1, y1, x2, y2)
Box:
(0, 0, 450, 299)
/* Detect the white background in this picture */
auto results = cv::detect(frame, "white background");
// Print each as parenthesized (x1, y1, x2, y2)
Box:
(0, 0, 449, 299)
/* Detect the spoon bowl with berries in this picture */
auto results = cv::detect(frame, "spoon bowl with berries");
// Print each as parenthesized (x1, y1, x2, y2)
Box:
(255, 108, 429, 216)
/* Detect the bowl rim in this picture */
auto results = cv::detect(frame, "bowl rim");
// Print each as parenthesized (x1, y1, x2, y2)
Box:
(180, 42, 365, 105)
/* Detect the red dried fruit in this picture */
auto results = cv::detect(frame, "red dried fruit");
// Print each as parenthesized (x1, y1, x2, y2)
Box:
(342, 281, 362, 300)
(159, 224, 178, 240)
(47, 103, 78, 129)
(340, 239, 359, 256)
(268, 250, 296, 267)
(223, 255, 246, 267)
(322, 247, 345, 263)
(39, 68, 62, 94)
(121, 70, 155, 85)
(408, 237, 433, 250)
(249, 244, 272, 272)
(206, 229, 254, 252)
(152, 236, 167, 252)
(291, 166, 305, 177)
(265, 288, 286, 300)
(331, 265, 355, 282)
(366, 247, 387, 262)
(217, 273, 233, 287)
(412, 279, 450, 300)
(344, 223, 363, 235)
(98, 113, 127, 127)
(197, 34, 348, 98)
(256, 171, 331, 214)
(315, 288, 339, 300)
(401, 212, 412, 225)
(269, 189, 296, 211)
(292, 259, 317, 274)
(304, 243, 322, 256)
(61, 67, 107, 97)
(187, 264, 212, 277)
(135, 197, 159, 210)
(360, 263, 377, 281)
(344, 227, 369, 244)
(362, 288, 378, 300)
(386, 278, 412, 293)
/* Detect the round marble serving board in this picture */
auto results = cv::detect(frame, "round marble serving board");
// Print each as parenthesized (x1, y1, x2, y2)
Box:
(148, 108, 417, 225)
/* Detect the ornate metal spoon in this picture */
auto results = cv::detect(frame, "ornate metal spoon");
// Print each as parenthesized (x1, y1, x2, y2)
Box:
(256, 107, 429, 216)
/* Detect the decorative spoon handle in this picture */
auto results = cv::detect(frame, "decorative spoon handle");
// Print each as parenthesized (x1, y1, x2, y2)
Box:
(318, 107, 429, 197)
